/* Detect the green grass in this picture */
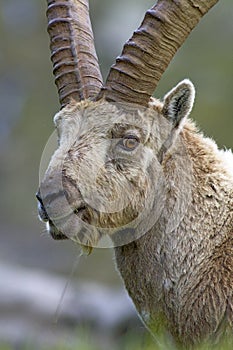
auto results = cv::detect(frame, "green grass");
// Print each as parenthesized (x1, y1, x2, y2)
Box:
(1, 341, 233, 350)
(0, 346, 12, 350)
(0, 330, 233, 350)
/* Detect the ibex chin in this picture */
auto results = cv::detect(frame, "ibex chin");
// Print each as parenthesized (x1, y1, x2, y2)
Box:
(36, 0, 233, 347)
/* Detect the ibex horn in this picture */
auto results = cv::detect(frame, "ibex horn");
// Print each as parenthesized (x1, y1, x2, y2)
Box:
(47, 0, 103, 108)
(99, 0, 219, 107)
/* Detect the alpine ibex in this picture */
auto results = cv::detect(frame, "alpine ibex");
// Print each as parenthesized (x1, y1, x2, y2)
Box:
(36, 0, 233, 347)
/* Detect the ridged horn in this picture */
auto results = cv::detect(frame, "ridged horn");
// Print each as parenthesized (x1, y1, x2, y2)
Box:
(99, 0, 219, 106)
(47, 0, 103, 108)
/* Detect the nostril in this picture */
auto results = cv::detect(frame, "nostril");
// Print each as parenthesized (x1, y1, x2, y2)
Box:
(36, 190, 49, 222)
(36, 191, 43, 204)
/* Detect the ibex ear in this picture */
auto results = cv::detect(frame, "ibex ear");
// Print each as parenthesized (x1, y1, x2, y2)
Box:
(162, 79, 195, 128)
(158, 80, 195, 163)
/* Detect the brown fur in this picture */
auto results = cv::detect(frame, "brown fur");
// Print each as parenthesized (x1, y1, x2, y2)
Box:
(115, 117, 233, 346)
(37, 81, 233, 347)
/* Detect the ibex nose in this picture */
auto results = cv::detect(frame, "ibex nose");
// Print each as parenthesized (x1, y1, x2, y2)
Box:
(36, 189, 50, 222)
(36, 169, 65, 222)
(36, 191, 42, 205)
(37, 170, 85, 224)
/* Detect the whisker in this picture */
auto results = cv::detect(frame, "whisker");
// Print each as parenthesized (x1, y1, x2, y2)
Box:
(39, 226, 49, 237)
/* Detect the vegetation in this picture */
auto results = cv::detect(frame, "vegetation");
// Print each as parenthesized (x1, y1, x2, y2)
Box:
(0, 330, 233, 350)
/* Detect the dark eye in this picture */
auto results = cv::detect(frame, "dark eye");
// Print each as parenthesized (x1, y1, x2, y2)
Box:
(121, 135, 140, 151)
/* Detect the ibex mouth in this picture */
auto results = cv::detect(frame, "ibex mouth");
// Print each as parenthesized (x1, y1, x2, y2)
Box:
(45, 206, 88, 241)
(47, 219, 68, 240)
(48, 205, 88, 240)
(36, 190, 88, 241)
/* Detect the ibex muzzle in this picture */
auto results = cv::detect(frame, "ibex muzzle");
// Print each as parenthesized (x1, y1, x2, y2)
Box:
(37, 170, 85, 240)
(37, 0, 233, 347)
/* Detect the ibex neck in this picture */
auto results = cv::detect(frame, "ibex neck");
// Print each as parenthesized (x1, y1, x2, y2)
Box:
(114, 119, 233, 339)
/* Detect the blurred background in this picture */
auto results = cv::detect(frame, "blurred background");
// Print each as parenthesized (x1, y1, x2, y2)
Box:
(0, 0, 232, 349)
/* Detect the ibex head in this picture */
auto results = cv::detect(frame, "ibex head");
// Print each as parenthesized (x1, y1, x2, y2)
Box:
(37, 0, 217, 251)
(37, 79, 194, 251)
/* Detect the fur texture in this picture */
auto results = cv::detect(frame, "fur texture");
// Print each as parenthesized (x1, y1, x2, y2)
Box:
(37, 80, 233, 347)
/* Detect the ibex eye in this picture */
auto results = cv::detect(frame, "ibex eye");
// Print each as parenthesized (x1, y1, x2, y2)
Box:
(121, 135, 140, 151)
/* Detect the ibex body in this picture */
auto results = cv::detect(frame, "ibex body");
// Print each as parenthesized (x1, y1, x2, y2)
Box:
(37, 0, 233, 347)
(38, 82, 233, 346)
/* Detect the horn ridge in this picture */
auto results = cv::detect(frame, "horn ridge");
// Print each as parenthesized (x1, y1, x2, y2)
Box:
(47, 0, 103, 107)
(100, 0, 219, 106)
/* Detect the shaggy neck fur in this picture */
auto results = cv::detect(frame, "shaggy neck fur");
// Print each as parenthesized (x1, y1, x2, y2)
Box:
(114, 119, 233, 346)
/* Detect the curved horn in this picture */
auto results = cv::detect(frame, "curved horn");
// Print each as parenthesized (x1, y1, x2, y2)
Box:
(47, 0, 103, 107)
(99, 0, 219, 106)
